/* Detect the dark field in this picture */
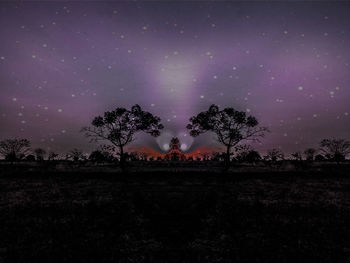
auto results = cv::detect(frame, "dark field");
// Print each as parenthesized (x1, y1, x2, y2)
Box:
(1, 169, 350, 262)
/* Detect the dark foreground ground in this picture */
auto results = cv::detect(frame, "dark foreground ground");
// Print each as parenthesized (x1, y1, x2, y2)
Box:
(1, 169, 350, 262)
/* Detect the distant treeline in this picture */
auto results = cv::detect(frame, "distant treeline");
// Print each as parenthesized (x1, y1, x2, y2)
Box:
(1, 104, 349, 167)
(0, 138, 349, 165)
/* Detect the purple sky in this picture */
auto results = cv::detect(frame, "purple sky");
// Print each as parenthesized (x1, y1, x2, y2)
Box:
(0, 1, 349, 155)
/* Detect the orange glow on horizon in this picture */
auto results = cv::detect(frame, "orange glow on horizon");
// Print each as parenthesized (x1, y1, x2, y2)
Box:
(127, 145, 224, 160)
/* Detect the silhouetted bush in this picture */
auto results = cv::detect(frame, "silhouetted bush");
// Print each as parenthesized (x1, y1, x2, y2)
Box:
(0, 138, 31, 161)
(320, 138, 350, 162)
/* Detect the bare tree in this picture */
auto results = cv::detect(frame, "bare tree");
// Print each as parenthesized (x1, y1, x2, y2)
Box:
(0, 138, 31, 161)
(320, 138, 350, 162)
(186, 104, 268, 168)
(82, 104, 164, 168)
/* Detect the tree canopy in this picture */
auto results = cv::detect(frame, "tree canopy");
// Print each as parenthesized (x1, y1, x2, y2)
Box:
(186, 104, 268, 167)
(82, 104, 164, 167)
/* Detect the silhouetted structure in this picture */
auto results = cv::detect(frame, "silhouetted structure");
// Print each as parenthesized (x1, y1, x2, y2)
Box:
(164, 137, 186, 161)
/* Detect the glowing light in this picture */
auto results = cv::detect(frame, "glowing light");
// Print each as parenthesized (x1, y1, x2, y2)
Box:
(163, 144, 170, 151)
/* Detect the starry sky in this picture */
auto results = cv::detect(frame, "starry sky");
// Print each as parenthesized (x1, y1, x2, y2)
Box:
(0, 1, 349, 156)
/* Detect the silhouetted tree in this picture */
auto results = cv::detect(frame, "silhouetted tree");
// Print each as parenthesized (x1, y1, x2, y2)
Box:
(304, 148, 316, 161)
(201, 152, 211, 161)
(235, 145, 262, 163)
(320, 138, 350, 162)
(186, 104, 268, 168)
(245, 150, 262, 163)
(0, 138, 31, 161)
(211, 152, 225, 162)
(291, 151, 302, 161)
(34, 148, 46, 161)
(89, 149, 113, 163)
(48, 151, 59, 160)
(82, 104, 164, 169)
(25, 154, 36, 161)
(264, 149, 284, 162)
(134, 152, 148, 161)
(67, 148, 84, 162)
(315, 154, 325, 162)
(125, 152, 139, 162)
(235, 144, 251, 162)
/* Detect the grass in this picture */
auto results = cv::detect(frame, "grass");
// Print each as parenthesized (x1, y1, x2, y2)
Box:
(0, 169, 350, 262)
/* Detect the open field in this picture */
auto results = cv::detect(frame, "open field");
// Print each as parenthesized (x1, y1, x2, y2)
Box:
(1, 169, 350, 262)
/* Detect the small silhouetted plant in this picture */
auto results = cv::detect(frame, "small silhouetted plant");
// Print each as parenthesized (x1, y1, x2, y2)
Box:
(291, 151, 302, 161)
(319, 138, 350, 163)
(48, 151, 59, 160)
(201, 152, 211, 161)
(235, 145, 262, 163)
(82, 104, 164, 169)
(245, 150, 262, 163)
(264, 148, 284, 162)
(25, 154, 36, 161)
(34, 148, 46, 161)
(186, 104, 268, 168)
(67, 148, 84, 162)
(89, 150, 113, 163)
(0, 138, 31, 161)
(131, 151, 148, 161)
(304, 148, 316, 161)
(211, 152, 225, 162)
(315, 154, 325, 161)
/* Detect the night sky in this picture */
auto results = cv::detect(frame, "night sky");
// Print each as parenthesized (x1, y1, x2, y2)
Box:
(1, 1, 349, 156)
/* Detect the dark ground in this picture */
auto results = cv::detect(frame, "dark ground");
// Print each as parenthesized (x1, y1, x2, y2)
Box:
(1, 169, 350, 262)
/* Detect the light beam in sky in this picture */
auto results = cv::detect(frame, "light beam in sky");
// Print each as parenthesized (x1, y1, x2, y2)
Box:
(0, 1, 349, 155)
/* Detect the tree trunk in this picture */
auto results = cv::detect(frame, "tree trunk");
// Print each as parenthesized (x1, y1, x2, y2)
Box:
(119, 146, 125, 170)
(225, 145, 231, 170)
